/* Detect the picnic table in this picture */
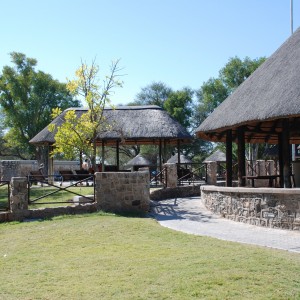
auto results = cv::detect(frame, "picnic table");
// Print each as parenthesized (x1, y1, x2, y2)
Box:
(243, 175, 280, 187)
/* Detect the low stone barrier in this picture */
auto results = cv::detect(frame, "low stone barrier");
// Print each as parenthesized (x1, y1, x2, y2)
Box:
(150, 184, 201, 201)
(201, 185, 300, 231)
(0, 170, 150, 222)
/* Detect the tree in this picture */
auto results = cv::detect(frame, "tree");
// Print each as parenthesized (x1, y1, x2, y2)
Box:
(131, 81, 172, 107)
(0, 52, 80, 159)
(164, 88, 194, 129)
(193, 56, 266, 128)
(193, 56, 266, 160)
(50, 59, 123, 169)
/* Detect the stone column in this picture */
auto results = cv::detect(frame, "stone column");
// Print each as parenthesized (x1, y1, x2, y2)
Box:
(163, 163, 177, 188)
(206, 162, 217, 185)
(10, 177, 28, 219)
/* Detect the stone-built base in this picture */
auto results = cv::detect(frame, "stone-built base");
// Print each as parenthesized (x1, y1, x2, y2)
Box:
(201, 185, 300, 231)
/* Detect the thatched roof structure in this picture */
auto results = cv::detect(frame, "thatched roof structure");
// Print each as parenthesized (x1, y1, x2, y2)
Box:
(203, 150, 226, 163)
(125, 154, 152, 167)
(196, 27, 300, 144)
(167, 154, 192, 164)
(30, 105, 192, 146)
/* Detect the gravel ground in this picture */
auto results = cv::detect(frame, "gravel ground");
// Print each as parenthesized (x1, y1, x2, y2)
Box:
(150, 196, 300, 253)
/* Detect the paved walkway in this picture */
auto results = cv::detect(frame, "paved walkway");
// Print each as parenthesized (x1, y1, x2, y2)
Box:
(150, 196, 300, 253)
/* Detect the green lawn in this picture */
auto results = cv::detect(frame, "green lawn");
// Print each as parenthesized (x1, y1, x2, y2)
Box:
(28, 185, 95, 208)
(0, 212, 300, 299)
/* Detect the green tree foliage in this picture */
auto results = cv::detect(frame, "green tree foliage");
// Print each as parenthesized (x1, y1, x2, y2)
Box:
(194, 56, 267, 161)
(0, 52, 80, 159)
(193, 56, 266, 128)
(132, 81, 172, 107)
(164, 88, 193, 129)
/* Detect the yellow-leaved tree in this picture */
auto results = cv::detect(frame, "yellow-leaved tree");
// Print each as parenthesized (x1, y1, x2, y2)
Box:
(49, 59, 123, 169)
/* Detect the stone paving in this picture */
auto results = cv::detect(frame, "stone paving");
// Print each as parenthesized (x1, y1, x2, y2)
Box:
(151, 196, 300, 253)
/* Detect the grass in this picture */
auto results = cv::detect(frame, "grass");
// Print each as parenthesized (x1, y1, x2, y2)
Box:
(28, 185, 95, 208)
(0, 183, 10, 210)
(0, 212, 300, 299)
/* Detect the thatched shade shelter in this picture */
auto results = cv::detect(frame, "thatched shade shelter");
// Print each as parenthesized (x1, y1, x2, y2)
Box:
(125, 154, 153, 171)
(196, 28, 300, 188)
(167, 154, 192, 164)
(30, 105, 192, 174)
(203, 150, 226, 163)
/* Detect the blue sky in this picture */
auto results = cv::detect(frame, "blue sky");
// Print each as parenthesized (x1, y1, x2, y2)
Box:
(1, 0, 299, 105)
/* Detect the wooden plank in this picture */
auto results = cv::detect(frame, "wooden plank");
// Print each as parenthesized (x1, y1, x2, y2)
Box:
(226, 129, 233, 187)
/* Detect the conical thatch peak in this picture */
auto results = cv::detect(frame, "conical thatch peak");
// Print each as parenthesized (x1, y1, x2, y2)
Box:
(167, 154, 192, 164)
(125, 154, 152, 167)
(203, 150, 226, 163)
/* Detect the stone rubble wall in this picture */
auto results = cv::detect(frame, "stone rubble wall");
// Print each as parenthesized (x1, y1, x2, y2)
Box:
(0, 160, 81, 181)
(0, 170, 150, 222)
(201, 186, 300, 231)
(150, 184, 201, 201)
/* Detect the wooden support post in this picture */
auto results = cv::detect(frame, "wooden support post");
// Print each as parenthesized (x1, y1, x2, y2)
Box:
(48, 145, 54, 184)
(101, 142, 105, 172)
(159, 140, 162, 183)
(177, 140, 181, 165)
(281, 119, 291, 188)
(226, 129, 233, 187)
(237, 127, 246, 187)
(116, 140, 120, 171)
(278, 133, 284, 188)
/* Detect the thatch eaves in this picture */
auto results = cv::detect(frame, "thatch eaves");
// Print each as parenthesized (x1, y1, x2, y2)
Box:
(196, 27, 300, 144)
(30, 105, 192, 146)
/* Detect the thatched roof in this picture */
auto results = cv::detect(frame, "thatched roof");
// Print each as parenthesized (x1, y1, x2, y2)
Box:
(203, 150, 226, 163)
(125, 154, 152, 167)
(30, 105, 192, 146)
(167, 154, 192, 164)
(196, 27, 300, 144)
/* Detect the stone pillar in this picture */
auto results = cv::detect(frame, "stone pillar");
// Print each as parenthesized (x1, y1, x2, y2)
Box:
(206, 162, 217, 185)
(10, 177, 28, 220)
(163, 163, 177, 188)
(94, 170, 150, 213)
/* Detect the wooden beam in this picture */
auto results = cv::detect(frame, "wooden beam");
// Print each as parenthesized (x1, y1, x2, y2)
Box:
(281, 119, 291, 188)
(116, 140, 120, 171)
(226, 129, 233, 187)
(237, 127, 246, 187)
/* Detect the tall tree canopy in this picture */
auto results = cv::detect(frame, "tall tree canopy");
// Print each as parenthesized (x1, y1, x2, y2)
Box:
(0, 52, 80, 159)
(132, 81, 172, 107)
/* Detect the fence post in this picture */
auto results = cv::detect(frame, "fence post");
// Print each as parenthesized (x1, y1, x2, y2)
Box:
(206, 162, 217, 185)
(10, 177, 28, 220)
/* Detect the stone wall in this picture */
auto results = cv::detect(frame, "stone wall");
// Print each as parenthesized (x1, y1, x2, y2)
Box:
(0, 170, 150, 222)
(0, 160, 81, 181)
(150, 184, 201, 201)
(95, 171, 150, 213)
(201, 185, 300, 231)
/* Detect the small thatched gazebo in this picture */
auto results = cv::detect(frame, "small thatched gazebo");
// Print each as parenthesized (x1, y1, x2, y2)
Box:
(196, 28, 300, 188)
(125, 154, 153, 171)
(30, 105, 192, 175)
(167, 154, 192, 164)
(203, 150, 226, 163)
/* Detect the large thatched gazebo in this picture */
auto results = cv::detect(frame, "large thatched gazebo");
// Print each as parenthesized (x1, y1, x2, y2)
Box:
(196, 28, 300, 188)
(30, 105, 192, 175)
